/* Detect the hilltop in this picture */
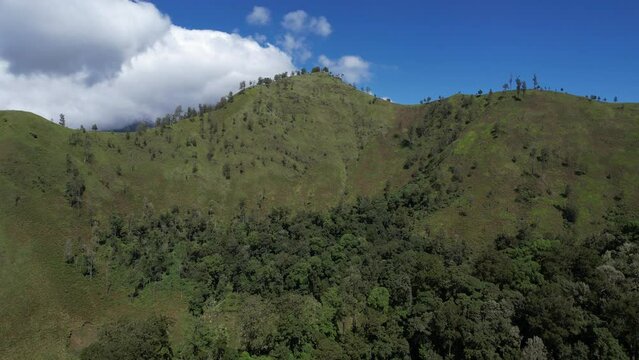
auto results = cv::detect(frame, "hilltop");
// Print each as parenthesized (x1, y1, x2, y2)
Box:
(1, 72, 638, 359)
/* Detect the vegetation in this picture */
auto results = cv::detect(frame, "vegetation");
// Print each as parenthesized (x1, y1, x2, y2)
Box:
(80, 316, 173, 360)
(0, 72, 638, 359)
(89, 196, 639, 359)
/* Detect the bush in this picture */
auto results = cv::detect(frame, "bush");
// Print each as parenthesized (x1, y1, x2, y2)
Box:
(80, 316, 173, 360)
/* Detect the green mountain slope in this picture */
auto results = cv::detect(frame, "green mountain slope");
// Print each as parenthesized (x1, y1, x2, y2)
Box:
(399, 91, 639, 246)
(0, 72, 638, 359)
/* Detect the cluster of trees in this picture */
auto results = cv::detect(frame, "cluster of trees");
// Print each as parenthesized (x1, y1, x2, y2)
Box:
(85, 183, 638, 359)
(80, 316, 173, 360)
(155, 104, 216, 128)
(501, 75, 528, 97)
(419, 74, 544, 105)
(585, 95, 617, 103)
(64, 154, 85, 209)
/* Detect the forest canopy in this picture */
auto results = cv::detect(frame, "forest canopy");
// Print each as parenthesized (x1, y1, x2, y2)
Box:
(79, 192, 638, 359)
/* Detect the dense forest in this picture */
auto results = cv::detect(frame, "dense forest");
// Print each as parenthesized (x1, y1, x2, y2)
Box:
(78, 173, 639, 359)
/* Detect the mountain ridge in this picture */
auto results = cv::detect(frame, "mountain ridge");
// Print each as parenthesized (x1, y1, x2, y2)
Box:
(1, 72, 639, 358)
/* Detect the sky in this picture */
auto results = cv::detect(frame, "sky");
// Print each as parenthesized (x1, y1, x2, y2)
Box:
(0, 0, 637, 128)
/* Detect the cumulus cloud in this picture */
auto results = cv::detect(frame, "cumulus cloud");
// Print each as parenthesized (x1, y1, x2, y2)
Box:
(282, 11, 307, 32)
(278, 34, 312, 63)
(0, 0, 170, 80)
(0, 0, 294, 129)
(282, 10, 332, 37)
(278, 10, 332, 63)
(319, 55, 371, 84)
(309, 17, 332, 37)
(246, 6, 270, 26)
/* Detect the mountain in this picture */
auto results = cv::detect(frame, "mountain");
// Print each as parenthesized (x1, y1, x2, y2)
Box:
(1, 72, 638, 359)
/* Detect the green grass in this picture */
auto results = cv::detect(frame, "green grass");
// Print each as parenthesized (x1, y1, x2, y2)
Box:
(1, 76, 638, 358)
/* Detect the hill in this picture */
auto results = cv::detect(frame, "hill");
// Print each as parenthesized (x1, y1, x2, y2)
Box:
(0, 72, 638, 359)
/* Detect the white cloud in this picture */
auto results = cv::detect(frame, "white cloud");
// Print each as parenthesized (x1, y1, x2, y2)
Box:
(0, 0, 170, 80)
(309, 16, 332, 37)
(246, 6, 270, 26)
(0, 0, 295, 129)
(282, 10, 332, 37)
(251, 33, 268, 44)
(282, 10, 307, 32)
(319, 55, 371, 84)
(278, 34, 312, 63)
(277, 10, 332, 63)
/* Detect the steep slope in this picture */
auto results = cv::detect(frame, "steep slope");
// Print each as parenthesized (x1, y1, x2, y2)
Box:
(0, 73, 411, 359)
(0, 73, 638, 358)
(1, 74, 409, 215)
(396, 92, 639, 246)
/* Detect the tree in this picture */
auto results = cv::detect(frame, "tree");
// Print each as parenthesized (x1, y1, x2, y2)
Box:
(516, 77, 522, 96)
(367, 287, 390, 312)
(178, 320, 234, 360)
(81, 243, 97, 277)
(522, 336, 548, 360)
(522, 81, 527, 95)
(58, 114, 66, 127)
(91, 124, 98, 131)
(311, 66, 321, 73)
(533, 74, 539, 89)
(614, 96, 618, 102)
(173, 105, 183, 121)
(80, 316, 173, 360)
(503, 83, 509, 91)
(239, 81, 246, 91)
(222, 163, 231, 180)
(215, 96, 227, 110)
(65, 171, 86, 209)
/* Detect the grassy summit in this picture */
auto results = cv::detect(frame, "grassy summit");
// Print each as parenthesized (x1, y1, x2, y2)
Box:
(0, 72, 638, 358)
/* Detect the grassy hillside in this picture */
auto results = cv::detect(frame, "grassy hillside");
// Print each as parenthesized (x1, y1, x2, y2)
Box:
(397, 91, 639, 247)
(0, 72, 638, 358)
(0, 73, 411, 359)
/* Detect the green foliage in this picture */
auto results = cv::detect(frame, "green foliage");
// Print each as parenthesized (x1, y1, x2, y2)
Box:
(367, 287, 390, 311)
(80, 316, 173, 360)
(64, 157, 86, 209)
(1, 75, 639, 359)
(222, 163, 231, 179)
(90, 181, 639, 359)
(177, 320, 236, 360)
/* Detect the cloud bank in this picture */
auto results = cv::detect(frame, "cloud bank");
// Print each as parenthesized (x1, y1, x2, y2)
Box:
(0, 0, 294, 129)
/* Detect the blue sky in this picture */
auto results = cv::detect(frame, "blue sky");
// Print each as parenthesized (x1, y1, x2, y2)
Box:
(150, 0, 639, 104)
